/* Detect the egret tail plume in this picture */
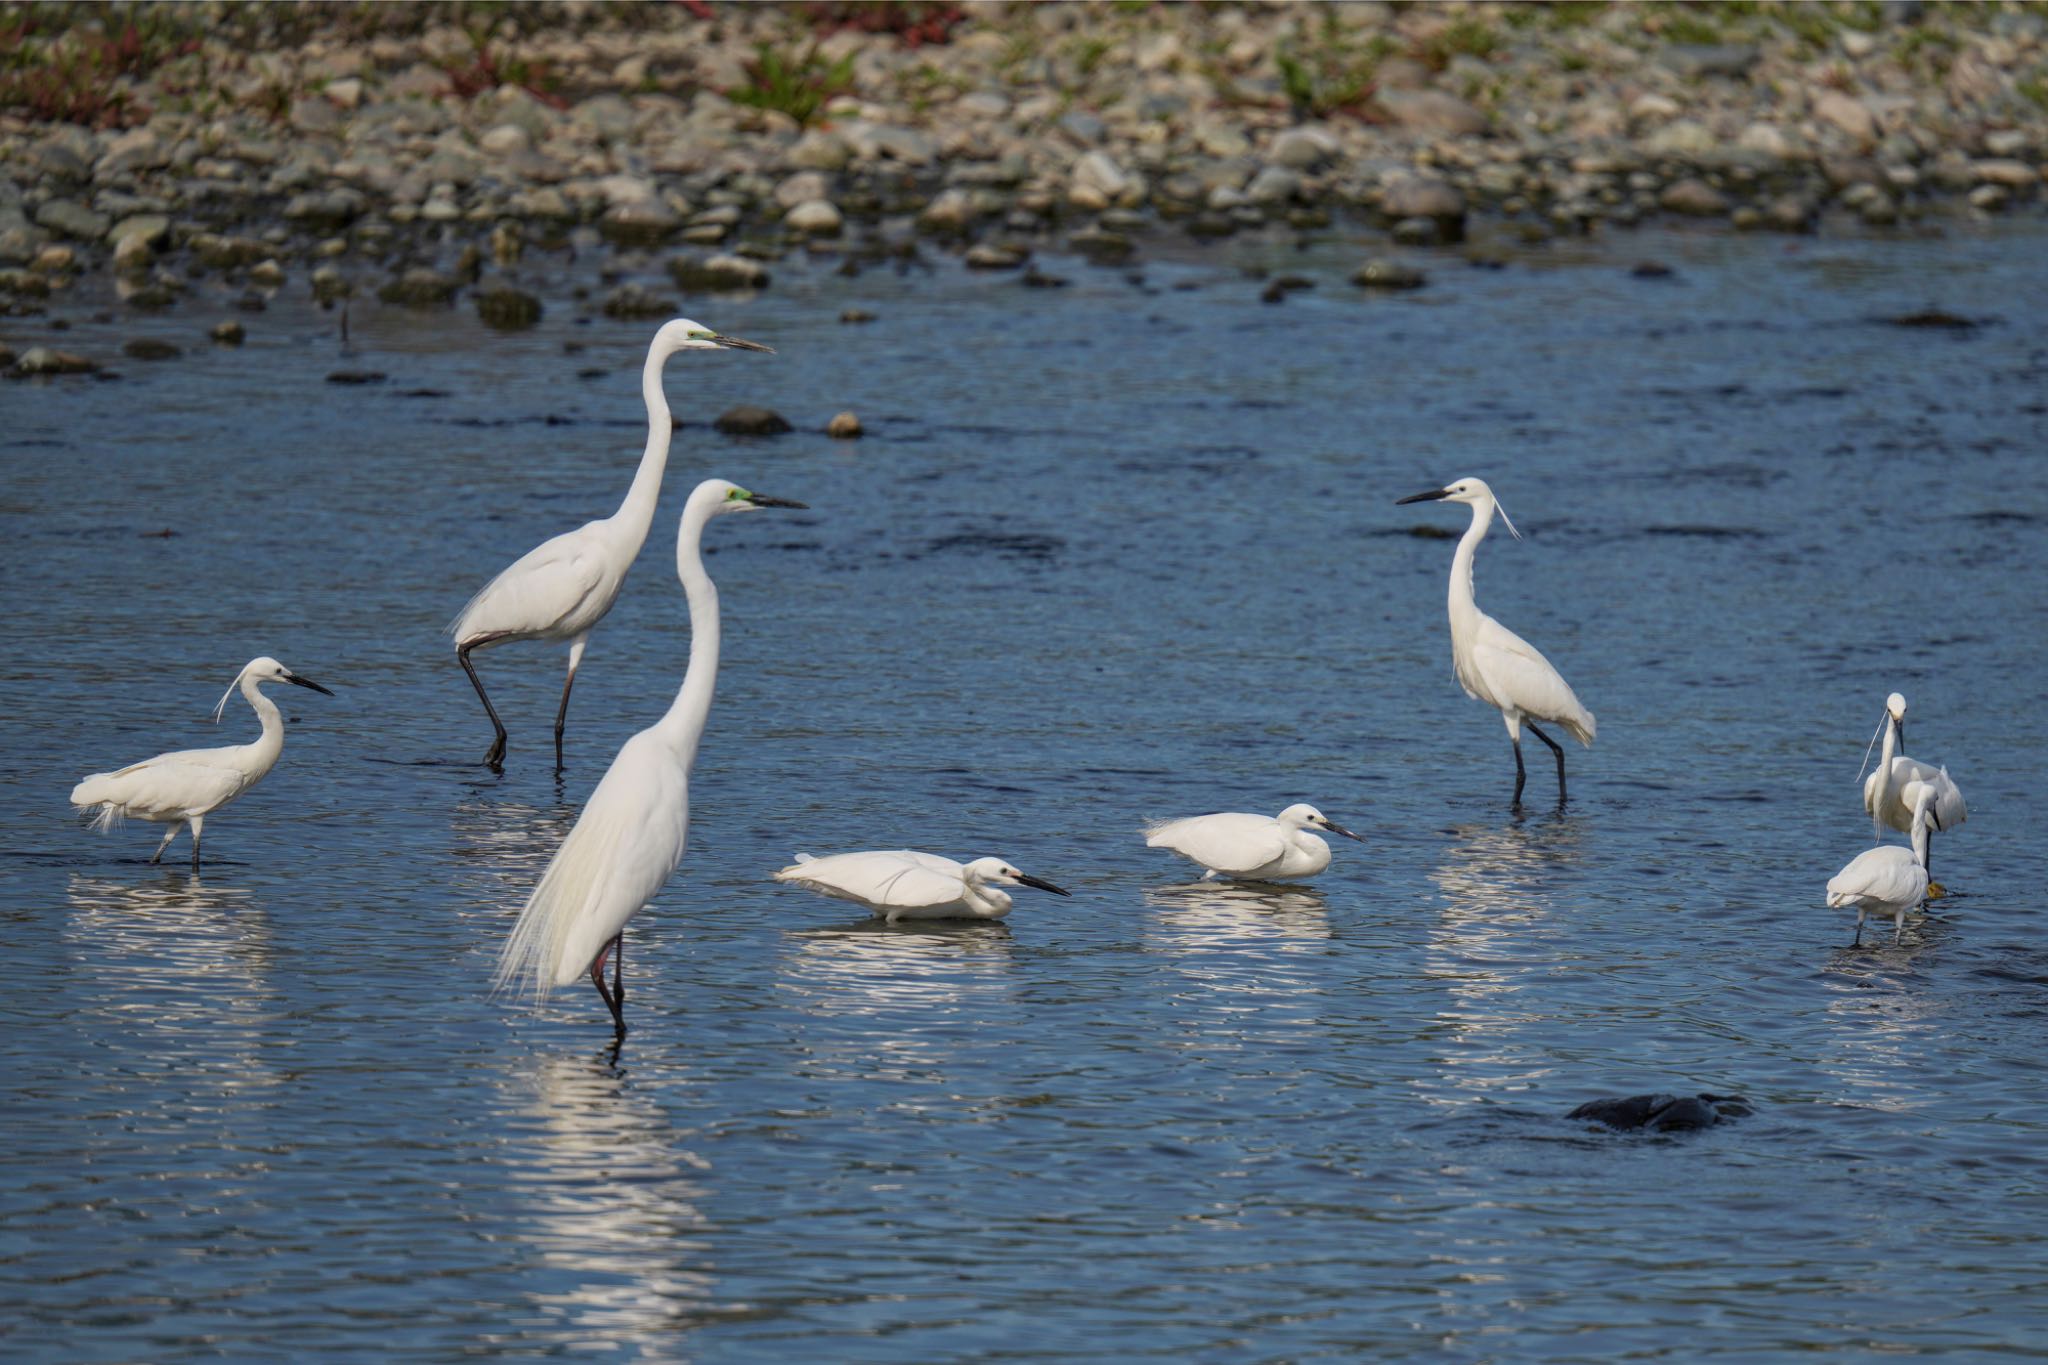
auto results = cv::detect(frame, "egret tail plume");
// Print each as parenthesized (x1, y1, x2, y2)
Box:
(1856, 710, 1888, 784)
(492, 804, 632, 1001)
(70, 776, 123, 830)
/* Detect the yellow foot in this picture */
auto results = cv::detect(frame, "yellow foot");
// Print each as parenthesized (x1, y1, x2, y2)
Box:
(1925, 881, 1949, 900)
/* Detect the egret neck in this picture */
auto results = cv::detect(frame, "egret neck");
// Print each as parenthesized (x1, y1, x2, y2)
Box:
(611, 334, 682, 547)
(654, 487, 723, 764)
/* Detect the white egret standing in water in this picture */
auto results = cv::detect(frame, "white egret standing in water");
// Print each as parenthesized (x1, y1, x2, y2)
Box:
(493, 479, 805, 1039)
(1144, 804, 1363, 881)
(1828, 780, 1941, 946)
(1396, 477, 1596, 803)
(70, 657, 334, 869)
(451, 319, 772, 772)
(1860, 692, 1966, 878)
(774, 851, 1072, 922)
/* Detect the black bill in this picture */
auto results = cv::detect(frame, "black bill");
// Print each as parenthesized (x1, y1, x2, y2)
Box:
(1395, 487, 1451, 505)
(287, 673, 335, 696)
(744, 493, 808, 509)
(713, 334, 775, 353)
(1016, 873, 1073, 897)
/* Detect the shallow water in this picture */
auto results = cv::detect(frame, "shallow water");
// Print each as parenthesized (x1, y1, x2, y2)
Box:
(4, 219, 2048, 1359)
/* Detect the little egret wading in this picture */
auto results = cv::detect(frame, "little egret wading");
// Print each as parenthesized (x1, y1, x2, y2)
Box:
(492, 478, 805, 1039)
(70, 656, 333, 869)
(1861, 692, 1966, 875)
(451, 318, 772, 772)
(1828, 780, 1941, 946)
(1144, 804, 1363, 882)
(774, 851, 1072, 922)
(1397, 477, 1596, 803)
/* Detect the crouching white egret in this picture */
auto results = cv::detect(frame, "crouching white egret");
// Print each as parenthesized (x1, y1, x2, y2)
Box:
(1860, 692, 1966, 879)
(451, 318, 773, 772)
(70, 656, 334, 869)
(1396, 477, 1596, 804)
(492, 478, 805, 1039)
(774, 851, 1072, 923)
(1827, 780, 1941, 946)
(1144, 804, 1362, 882)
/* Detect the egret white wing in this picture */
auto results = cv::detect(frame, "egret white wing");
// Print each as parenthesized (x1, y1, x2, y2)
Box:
(1826, 847, 1925, 907)
(1471, 616, 1596, 743)
(776, 850, 967, 909)
(453, 521, 615, 640)
(1145, 813, 1289, 876)
(496, 730, 690, 997)
(72, 751, 248, 821)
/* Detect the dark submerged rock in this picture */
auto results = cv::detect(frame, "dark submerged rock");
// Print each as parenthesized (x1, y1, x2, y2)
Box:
(1568, 1093, 1753, 1132)
(476, 285, 543, 331)
(1352, 259, 1426, 290)
(122, 338, 182, 360)
(377, 269, 458, 308)
(715, 405, 792, 436)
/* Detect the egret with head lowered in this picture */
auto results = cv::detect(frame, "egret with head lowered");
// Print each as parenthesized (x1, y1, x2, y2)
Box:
(1145, 804, 1362, 882)
(775, 850, 1072, 923)
(1861, 692, 1966, 879)
(1828, 779, 1942, 946)
(1396, 477, 1595, 804)
(493, 478, 806, 1040)
(451, 318, 772, 772)
(71, 656, 334, 869)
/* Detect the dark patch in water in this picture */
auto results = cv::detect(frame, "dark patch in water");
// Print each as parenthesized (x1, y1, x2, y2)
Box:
(1642, 525, 1770, 540)
(1882, 310, 1983, 330)
(923, 531, 1064, 561)
(1959, 509, 2036, 525)
(399, 388, 451, 399)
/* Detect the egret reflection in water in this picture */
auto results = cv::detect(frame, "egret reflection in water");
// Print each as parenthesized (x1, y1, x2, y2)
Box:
(503, 1054, 715, 1347)
(1142, 879, 1333, 945)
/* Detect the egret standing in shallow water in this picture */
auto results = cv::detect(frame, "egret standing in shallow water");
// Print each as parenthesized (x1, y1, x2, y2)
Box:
(1828, 780, 1940, 946)
(1144, 804, 1363, 882)
(1396, 477, 1596, 804)
(774, 851, 1072, 923)
(1861, 692, 1966, 878)
(70, 656, 334, 869)
(493, 478, 805, 1039)
(451, 318, 772, 772)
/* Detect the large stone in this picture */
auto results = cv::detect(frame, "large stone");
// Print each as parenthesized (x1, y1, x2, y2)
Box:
(787, 130, 851, 171)
(601, 284, 676, 318)
(599, 201, 680, 246)
(668, 253, 769, 291)
(1352, 259, 1426, 290)
(283, 187, 365, 230)
(34, 200, 110, 242)
(1244, 165, 1301, 205)
(192, 234, 274, 270)
(476, 284, 542, 330)
(1375, 90, 1488, 137)
(1070, 150, 1130, 209)
(715, 405, 792, 436)
(1644, 119, 1718, 156)
(775, 171, 830, 209)
(377, 268, 459, 307)
(1814, 91, 1877, 144)
(869, 125, 936, 164)
(1568, 1093, 1753, 1133)
(1380, 175, 1466, 241)
(1270, 125, 1340, 170)
(1659, 177, 1730, 216)
(783, 199, 843, 235)
(1660, 43, 1760, 78)
(918, 187, 980, 233)
(826, 411, 862, 439)
(14, 346, 97, 376)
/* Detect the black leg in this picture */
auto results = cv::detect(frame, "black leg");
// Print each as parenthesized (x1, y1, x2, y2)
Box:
(1923, 838, 1934, 881)
(553, 664, 579, 774)
(590, 934, 626, 1039)
(458, 642, 509, 770)
(1511, 737, 1527, 805)
(1525, 721, 1567, 803)
(190, 823, 202, 870)
(611, 933, 623, 1011)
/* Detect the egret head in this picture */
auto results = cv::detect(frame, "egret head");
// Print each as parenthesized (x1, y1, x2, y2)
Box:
(655, 317, 774, 355)
(698, 478, 809, 516)
(1277, 803, 1365, 842)
(1395, 477, 1519, 539)
(215, 656, 334, 719)
(962, 857, 1072, 896)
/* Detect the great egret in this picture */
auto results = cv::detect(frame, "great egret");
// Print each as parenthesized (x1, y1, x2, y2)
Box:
(773, 851, 1072, 922)
(1143, 804, 1362, 881)
(1396, 477, 1596, 803)
(1827, 780, 1940, 946)
(1861, 692, 1966, 875)
(70, 656, 334, 869)
(451, 318, 772, 772)
(493, 478, 805, 1038)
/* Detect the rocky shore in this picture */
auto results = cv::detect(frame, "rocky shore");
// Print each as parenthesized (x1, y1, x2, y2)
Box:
(4, 0, 2046, 364)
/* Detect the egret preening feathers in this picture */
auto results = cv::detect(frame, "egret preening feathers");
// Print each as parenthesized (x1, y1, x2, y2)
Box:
(1144, 804, 1363, 882)
(774, 851, 1073, 922)
(1396, 477, 1596, 804)
(1860, 692, 1966, 875)
(451, 318, 773, 772)
(70, 656, 333, 869)
(1828, 780, 1941, 946)
(492, 479, 805, 1039)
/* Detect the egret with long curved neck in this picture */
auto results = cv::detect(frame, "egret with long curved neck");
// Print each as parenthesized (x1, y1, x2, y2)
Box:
(1860, 691, 1966, 875)
(70, 656, 334, 868)
(493, 478, 806, 1040)
(1397, 476, 1596, 804)
(451, 318, 772, 772)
